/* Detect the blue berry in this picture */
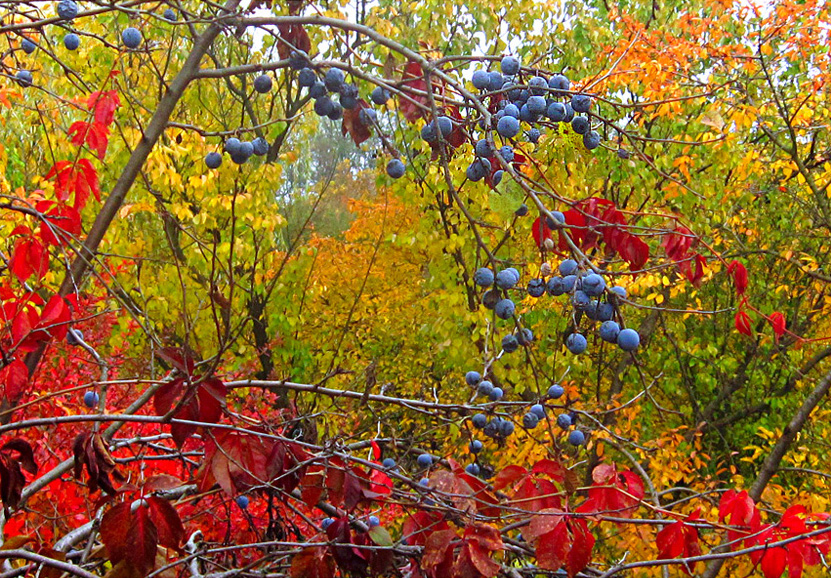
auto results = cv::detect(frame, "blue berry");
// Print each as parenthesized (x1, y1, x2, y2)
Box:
(368, 515, 380, 527)
(21, 38, 36, 54)
(571, 94, 592, 113)
(121, 27, 142, 49)
(475, 139, 494, 158)
(568, 430, 585, 446)
(327, 101, 343, 120)
(503, 103, 520, 118)
(465, 463, 481, 476)
(492, 170, 504, 186)
(472, 414, 488, 429)
(571, 116, 590, 135)
(527, 279, 546, 298)
(418, 478, 430, 487)
(339, 84, 359, 109)
(288, 50, 309, 70)
(547, 102, 566, 122)
(566, 333, 588, 354)
(517, 328, 534, 345)
(582, 273, 606, 297)
(469, 440, 483, 453)
(382, 458, 396, 469)
(583, 131, 601, 150)
(572, 290, 591, 311)
(559, 259, 578, 276)
(225, 138, 242, 156)
(515, 203, 528, 217)
(618, 149, 631, 160)
(498, 146, 515, 163)
(297, 68, 317, 88)
(496, 269, 519, 290)
(308, 81, 327, 99)
(370, 86, 390, 104)
(472, 70, 490, 90)
(477, 380, 494, 397)
(499, 420, 515, 437)
(549, 74, 570, 95)
(501, 334, 519, 353)
(611, 286, 627, 298)
(67, 328, 84, 345)
(528, 76, 548, 96)
(64, 33, 80, 50)
(548, 384, 564, 399)
(314, 96, 335, 117)
(323, 68, 345, 91)
(561, 275, 577, 292)
(595, 302, 615, 322)
(530, 404, 546, 419)
(359, 108, 377, 127)
(547, 276, 565, 296)
(526, 95, 547, 116)
(487, 71, 503, 91)
(599, 320, 620, 343)
(387, 159, 405, 179)
(488, 387, 503, 402)
(252, 137, 269, 156)
(205, 152, 222, 169)
(465, 371, 481, 386)
(16, 70, 33, 87)
(236, 495, 249, 509)
(466, 158, 491, 182)
(500, 56, 520, 76)
(417, 453, 433, 468)
(57, 0, 79, 20)
(617, 328, 640, 351)
(321, 517, 334, 529)
(526, 128, 541, 143)
(474, 268, 494, 287)
(497, 116, 520, 138)
(83, 391, 99, 408)
(494, 299, 515, 320)
(523, 412, 539, 429)
(163, 8, 177, 21)
(557, 413, 572, 428)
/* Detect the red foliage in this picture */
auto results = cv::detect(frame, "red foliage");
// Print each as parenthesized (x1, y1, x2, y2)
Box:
(557, 198, 649, 270)
(577, 464, 645, 518)
(718, 490, 760, 545)
(735, 310, 753, 336)
(728, 260, 748, 295)
(10, 236, 49, 283)
(769, 311, 786, 339)
(400, 61, 428, 123)
(524, 509, 596, 577)
(342, 100, 372, 145)
(0, 438, 37, 509)
(153, 376, 226, 447)
(276, 23, 312, 60)
(656, 510, 702, 574)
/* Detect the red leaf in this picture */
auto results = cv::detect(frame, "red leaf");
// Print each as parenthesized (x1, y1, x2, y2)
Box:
(656, 519, 701, 574)
(73, 159, 100, 207)
(10, 237, 49, 283)
(88, 90, 120, 127)
(145, 497, 184, 551)
(577, 464, 644, 518)
(67, 121, 90, 148)
(0, 360, 29, 401)
(37, 201, 82, 246)
(532, 217, 552, 249)
(276, 23, 312, 60)
(100, 501, 159, 574)
(769, 311, 786, 339)
(735, 310, 752, 336)
(290, 547, 334, 578)
(341, 100, 371, 145)
(422, 529, 457, 578)
(566, 518, 595, 578)
(760, 546, 787, 578)
(718, 490, 759, 546)
(728, 260, 748, 295)
(400, 61, 427, 123)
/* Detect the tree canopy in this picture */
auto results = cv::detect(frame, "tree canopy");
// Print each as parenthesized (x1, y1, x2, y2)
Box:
(0, 1, 830, 578)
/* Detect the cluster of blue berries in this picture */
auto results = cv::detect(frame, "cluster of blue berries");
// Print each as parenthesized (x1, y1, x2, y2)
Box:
(14, 2, 177, 88)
